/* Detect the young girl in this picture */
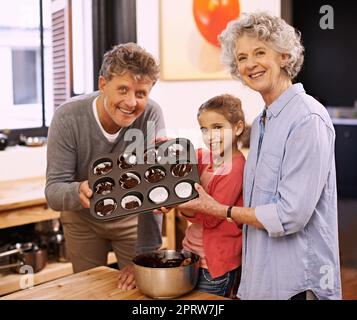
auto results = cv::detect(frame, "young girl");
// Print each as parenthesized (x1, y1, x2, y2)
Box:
(180, 94, 246, 298)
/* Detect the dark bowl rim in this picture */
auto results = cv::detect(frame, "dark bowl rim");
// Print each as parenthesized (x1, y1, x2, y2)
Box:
(132, 249, 200, 269)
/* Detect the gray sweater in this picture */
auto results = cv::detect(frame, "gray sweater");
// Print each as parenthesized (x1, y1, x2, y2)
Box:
(45, 92, 166, 253)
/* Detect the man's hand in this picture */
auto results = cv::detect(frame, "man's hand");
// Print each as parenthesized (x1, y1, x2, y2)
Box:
(117, 263, 136, 290)
(78, 180, 93, 208)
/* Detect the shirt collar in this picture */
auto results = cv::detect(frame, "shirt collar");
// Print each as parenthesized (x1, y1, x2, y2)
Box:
(265, 83, 305, 118)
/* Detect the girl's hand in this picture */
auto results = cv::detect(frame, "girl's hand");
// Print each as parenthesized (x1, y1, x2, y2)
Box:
(151, 136, 174, 144)
(154, 137, 171, 143)
(177, 183, 226, 219)
(153, 207, 171, 214)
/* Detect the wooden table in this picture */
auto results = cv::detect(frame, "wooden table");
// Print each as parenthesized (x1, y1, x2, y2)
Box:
(1, 266, 229, 300)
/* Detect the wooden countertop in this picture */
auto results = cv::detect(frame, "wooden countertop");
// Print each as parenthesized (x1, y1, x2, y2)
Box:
(0, 176, 47, 212)
(1, 266, 229, 300)
(0, 176, 60, 229)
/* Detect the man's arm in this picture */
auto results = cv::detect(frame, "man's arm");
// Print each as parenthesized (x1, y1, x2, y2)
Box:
(45, 110, 83, 212)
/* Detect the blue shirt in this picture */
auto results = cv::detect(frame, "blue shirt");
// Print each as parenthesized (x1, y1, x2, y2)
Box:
(238, 83, 342, 300)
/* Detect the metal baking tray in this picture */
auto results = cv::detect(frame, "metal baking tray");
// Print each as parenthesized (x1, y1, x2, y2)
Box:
(87, 138, 200, 221)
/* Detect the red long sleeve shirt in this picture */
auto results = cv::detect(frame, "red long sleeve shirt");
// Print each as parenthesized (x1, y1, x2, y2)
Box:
(182, 148, 245, 278)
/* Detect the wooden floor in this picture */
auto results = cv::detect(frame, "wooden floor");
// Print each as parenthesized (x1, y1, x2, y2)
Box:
(341, 266, 357, 300)
(338, 199, 357, 300)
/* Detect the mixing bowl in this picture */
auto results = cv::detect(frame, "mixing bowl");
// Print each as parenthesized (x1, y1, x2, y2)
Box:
(133, 249, 200, 299)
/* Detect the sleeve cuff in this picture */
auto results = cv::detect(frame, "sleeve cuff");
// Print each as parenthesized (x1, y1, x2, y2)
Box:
(63, 181, 82, 211)
(255, 203, 285, 237)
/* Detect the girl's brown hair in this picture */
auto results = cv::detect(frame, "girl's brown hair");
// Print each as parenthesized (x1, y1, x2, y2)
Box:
(198, 94, 249, 147)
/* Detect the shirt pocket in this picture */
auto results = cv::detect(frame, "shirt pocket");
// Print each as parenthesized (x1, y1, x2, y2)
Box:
(255, 152, 281, 193)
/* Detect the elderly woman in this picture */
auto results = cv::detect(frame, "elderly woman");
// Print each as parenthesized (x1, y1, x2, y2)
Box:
(176, 12, 342, 300)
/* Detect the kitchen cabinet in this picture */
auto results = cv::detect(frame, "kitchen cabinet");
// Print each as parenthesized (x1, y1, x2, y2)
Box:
(334, 121, 357, 198)
(0, 177, 67, 295)
(0, 176, 73, 296)
(0, 176, 176, 296)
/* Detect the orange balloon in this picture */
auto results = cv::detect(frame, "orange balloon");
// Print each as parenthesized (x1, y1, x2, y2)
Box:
(193, 0, 240, 47)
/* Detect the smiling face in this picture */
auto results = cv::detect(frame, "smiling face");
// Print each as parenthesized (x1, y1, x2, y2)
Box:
(235, 34, 291, 105)
(198, 110, 243, 158)
(97, 72, 153, 133)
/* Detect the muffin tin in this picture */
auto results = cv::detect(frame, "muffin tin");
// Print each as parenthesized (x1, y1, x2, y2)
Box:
(87, 138, 200, 221)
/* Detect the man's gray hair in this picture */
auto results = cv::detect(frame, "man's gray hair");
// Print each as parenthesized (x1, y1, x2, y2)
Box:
(100, 42, 160, 84)
(219, 12, 304, 80)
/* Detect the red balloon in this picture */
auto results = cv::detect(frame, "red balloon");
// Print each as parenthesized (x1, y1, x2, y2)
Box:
(193, 0, 240, 47)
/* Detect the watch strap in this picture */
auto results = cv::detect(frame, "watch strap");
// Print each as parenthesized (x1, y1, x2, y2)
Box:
(226, 206, 233, 222)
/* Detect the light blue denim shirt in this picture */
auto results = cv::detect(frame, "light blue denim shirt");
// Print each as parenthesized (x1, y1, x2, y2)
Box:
(238, 83, 342, 300)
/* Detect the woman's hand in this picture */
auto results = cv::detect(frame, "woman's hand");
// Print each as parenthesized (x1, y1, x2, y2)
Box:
(153, 184, 226, 218)
(177, 183, 226, 219)
(117, 263, 136, 290)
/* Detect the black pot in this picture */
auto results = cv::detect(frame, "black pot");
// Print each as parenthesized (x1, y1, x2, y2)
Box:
(0, 133, 8, 151)
(0, 242, 47, 273)
(34, 219, 61, 234)
(50, 233, 68, 262)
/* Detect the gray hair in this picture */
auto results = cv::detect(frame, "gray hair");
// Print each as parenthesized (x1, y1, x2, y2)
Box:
(219, 12, 304, 80)
(99, 42, 160, 84)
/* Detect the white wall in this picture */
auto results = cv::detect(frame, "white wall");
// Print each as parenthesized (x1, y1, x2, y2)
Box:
(136, 0, 280, 143)
(0, 1, 282, 182)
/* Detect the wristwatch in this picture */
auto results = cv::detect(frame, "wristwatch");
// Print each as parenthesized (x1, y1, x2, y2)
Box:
(226, 206, 233, 222)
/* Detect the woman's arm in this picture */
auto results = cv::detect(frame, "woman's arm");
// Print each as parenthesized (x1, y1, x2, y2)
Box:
(177, 183, 264, 229)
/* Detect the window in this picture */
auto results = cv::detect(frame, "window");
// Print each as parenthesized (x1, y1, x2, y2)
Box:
(1, 0, 137, 141)
(12, 49, 40, 105)
(0, 0, 52, 132)
(0, 0, 93, 140)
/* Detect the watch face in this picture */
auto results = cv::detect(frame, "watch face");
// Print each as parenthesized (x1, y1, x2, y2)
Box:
(226, 217, 234, 223)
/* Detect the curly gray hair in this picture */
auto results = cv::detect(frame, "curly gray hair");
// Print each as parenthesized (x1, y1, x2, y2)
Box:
(219, 12, 304, 80)
(100, 42, 160, 84)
